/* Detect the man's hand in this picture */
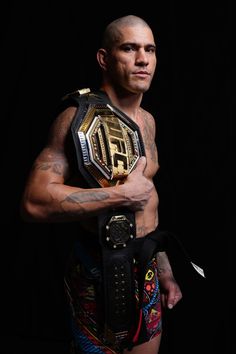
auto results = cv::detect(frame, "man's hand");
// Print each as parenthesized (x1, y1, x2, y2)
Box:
(159, 273, 183, 309)
(156, 252, 182, 309)
(122, 156, 154, 211)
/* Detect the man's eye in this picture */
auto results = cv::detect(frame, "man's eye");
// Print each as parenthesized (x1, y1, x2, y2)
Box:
(146, 47, 156, 53)
(123, 46, 133, 52)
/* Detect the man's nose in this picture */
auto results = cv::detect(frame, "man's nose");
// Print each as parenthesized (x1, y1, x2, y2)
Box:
(135, 49, 149, 65)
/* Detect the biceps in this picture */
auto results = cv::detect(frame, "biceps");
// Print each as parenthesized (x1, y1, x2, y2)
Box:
(33, 147, 70, 182)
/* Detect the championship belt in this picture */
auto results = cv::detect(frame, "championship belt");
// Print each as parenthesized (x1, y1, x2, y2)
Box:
(70, 89, 145, 344)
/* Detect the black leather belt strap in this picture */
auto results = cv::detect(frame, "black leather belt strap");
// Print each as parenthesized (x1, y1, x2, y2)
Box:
(98, 210, 136, 343)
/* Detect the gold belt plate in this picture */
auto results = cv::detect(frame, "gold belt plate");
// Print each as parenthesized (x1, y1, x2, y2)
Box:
(76, 103, 143, 187)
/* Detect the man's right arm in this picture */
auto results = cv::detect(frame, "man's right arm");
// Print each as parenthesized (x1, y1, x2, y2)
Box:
(20, 108, 154, 223)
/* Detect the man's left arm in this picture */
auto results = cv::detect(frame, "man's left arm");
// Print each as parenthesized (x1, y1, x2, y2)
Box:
(157, 251, 183, 309)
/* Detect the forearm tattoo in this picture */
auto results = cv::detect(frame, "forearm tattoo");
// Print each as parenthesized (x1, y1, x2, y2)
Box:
(64, 191, 110, 204)
(157, 266, 165, 277)
(156, 252, 172, 276)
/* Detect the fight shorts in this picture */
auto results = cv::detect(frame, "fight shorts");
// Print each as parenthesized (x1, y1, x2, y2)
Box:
(64, 233, 162, 354)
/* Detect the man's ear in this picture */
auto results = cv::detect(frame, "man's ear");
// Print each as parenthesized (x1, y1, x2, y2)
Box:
(97, 48, 108, 70)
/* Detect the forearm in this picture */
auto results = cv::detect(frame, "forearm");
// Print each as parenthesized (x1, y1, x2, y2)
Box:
(21, 182, 128, 223)
(21, 154, 152, 223)
(156, 251, 174, 278)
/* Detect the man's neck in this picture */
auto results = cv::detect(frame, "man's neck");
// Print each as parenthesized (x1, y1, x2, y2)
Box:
(100, 85, 143, 121)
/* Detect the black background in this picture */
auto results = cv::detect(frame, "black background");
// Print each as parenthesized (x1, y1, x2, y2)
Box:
(1, 1, 232, 353)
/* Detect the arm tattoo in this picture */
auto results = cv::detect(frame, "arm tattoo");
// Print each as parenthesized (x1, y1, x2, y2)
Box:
(35, 162, 64, 176)
(35, 162, 51, 171)
(156, 252, 172, 276)
(142, 114, 158, 163)
(157, 266, 165, 277)
(52, 163, 64, 175)
(64, 191, 110, 204)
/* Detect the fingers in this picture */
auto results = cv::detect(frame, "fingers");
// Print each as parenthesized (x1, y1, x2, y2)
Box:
(167, 291, 183, 309)
(161, 287, 183, 310)
(134, 156, 147, 173)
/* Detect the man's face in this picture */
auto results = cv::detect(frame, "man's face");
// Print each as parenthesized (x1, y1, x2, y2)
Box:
(106, 25, 157, 94)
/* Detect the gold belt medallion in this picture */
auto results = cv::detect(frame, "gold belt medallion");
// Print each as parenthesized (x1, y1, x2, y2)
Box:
(74, 103, 144, 187)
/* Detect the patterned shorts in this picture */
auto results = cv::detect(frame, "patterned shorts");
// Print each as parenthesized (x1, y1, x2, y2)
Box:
(64, 240, 162, 354)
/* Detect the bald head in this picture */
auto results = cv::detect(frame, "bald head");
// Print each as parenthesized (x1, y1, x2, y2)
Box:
(102, 15, 152, 51)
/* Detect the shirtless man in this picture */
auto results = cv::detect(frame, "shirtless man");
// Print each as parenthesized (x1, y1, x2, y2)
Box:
(21, 15, 182, 354)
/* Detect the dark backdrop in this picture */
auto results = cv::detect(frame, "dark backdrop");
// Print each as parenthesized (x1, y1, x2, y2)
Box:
(1, 1, 232, 353)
